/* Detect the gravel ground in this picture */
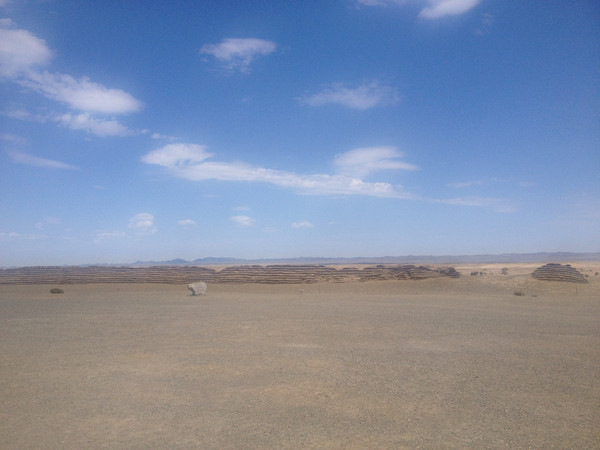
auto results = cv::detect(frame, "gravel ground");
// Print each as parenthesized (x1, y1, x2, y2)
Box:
(1, 279, 599, 449)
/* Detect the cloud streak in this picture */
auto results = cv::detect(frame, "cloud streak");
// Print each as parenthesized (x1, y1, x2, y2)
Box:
(7, 150, 79, 170)
(418, 0, 481, 19)
(142, 143, 414, 199)
(21, 71, 142, 114)
(291, 221, 314, 229)
(300, 82, 400, 110)
(177, 219, 198, 229)
(334, 146, 418, 177)
(0, 20, 142, 135)
(231, 215, 255, 227)
(0, 20, 52, 77)
(200, 38, 276, 72)
(55, 113, 133, 136)
(356, 0, 481, 19)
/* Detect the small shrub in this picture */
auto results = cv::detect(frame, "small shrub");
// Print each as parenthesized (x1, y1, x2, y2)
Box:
(501, 268, 509, 275)
(50, 288, 64, 294)
(471, 271, 479, 276)
(514, 290, 525, 296)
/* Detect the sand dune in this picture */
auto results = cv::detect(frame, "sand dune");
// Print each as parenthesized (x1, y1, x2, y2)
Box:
(1, 263, 599, 448)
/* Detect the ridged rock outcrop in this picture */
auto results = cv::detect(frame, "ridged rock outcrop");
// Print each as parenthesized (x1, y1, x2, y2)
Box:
(0, 264, 460, 285)
(532, 263, 588, 284)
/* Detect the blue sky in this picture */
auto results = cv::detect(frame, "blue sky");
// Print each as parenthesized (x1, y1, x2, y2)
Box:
(1, 0, 599, 266)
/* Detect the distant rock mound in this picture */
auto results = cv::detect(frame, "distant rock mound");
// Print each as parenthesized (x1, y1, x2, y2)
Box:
(532, 263, 588, 284)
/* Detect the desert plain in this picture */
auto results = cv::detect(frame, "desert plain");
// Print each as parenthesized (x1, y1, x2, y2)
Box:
(1, 262, 599, 449)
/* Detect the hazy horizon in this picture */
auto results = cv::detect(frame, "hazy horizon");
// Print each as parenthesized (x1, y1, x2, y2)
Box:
(1, 1, 599, 267)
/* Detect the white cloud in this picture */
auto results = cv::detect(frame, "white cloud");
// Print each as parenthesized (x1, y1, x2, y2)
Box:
(142, 143, 413, 199)
(54, 113, 133, 137)
(291, 221, 314, 229)
(0, 21, 52, 77)
(437, 196, 517, 213)
(200, 38, 276, 72)
(448, 178, 536, 189)
(334, 146, 418, 177)
(7, 150, 79, 170)
(150, 132, 177, 140)
(1, 22, 142, 117)
(0, 133, 27, 145)
(418, 0, 481, 19)
(22, 71, 142, 114)
(356, 0, 481, 19)
(142, 143, 213, 167)
(3, 108, 133, 137)
(447, 180, 484, 189)
(128, 213, 156, 234)
(231, 215, 255, 227)
(177, 219, 198, 228)
(300, 82, 400, 110)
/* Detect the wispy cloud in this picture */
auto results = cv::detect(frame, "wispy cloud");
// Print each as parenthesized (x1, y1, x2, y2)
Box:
(356, 0, 481, 20)
(128, 213, 156, 235)
(436, 196, 517, 213)
(142, 143, 413, 198)
(2, 108, 133, 137)
(7, 150, 79, 170)
(0, 20, 52, 77)
(1, 20, 142, 132)
(21, 71, 142, 114)
(300, 82, 400, 110)
(447, 180, 484, 189)
(55, 113, 133, 137)
(0, 133, 27, 145)
(447, 178, 536, 189)
(142, 145, 516, 212)
(419, 0, 481, 20)
(291, 221, 314, 229)
(334, 146, 418, 177)
(177, 219, 198, 229)
(231, 215, 255, 227)
(200, 38, 276, 72)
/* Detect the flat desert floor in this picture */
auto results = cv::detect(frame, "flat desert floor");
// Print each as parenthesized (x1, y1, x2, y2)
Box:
(1, 263, 599, 448)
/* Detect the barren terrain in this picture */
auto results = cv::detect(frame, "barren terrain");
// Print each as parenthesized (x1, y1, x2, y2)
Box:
(1, 263, 599, 448)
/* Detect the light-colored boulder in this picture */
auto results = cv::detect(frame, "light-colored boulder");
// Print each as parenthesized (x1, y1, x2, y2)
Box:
(188, 281, 207, 296)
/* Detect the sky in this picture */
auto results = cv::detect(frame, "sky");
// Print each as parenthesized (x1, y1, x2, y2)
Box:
(1, 0, 599, 267)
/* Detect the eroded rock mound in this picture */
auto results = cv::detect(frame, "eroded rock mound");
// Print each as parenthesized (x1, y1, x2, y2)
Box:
(532, 263, 588, 284)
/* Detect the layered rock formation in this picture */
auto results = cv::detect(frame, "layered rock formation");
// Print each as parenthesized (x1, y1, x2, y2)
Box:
(0, 264, 460, 285)
(532, 263, 588, 284)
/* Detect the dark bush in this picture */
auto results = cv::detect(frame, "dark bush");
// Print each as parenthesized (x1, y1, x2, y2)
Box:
(50, 288, 64, 294)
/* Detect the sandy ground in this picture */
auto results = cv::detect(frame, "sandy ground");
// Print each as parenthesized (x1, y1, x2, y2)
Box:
(1, 264, 599, 449)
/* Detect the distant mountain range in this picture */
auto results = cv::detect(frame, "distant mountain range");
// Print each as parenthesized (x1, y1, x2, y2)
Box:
(130, 252, 600, 267)
(3, 252, 599, 270)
